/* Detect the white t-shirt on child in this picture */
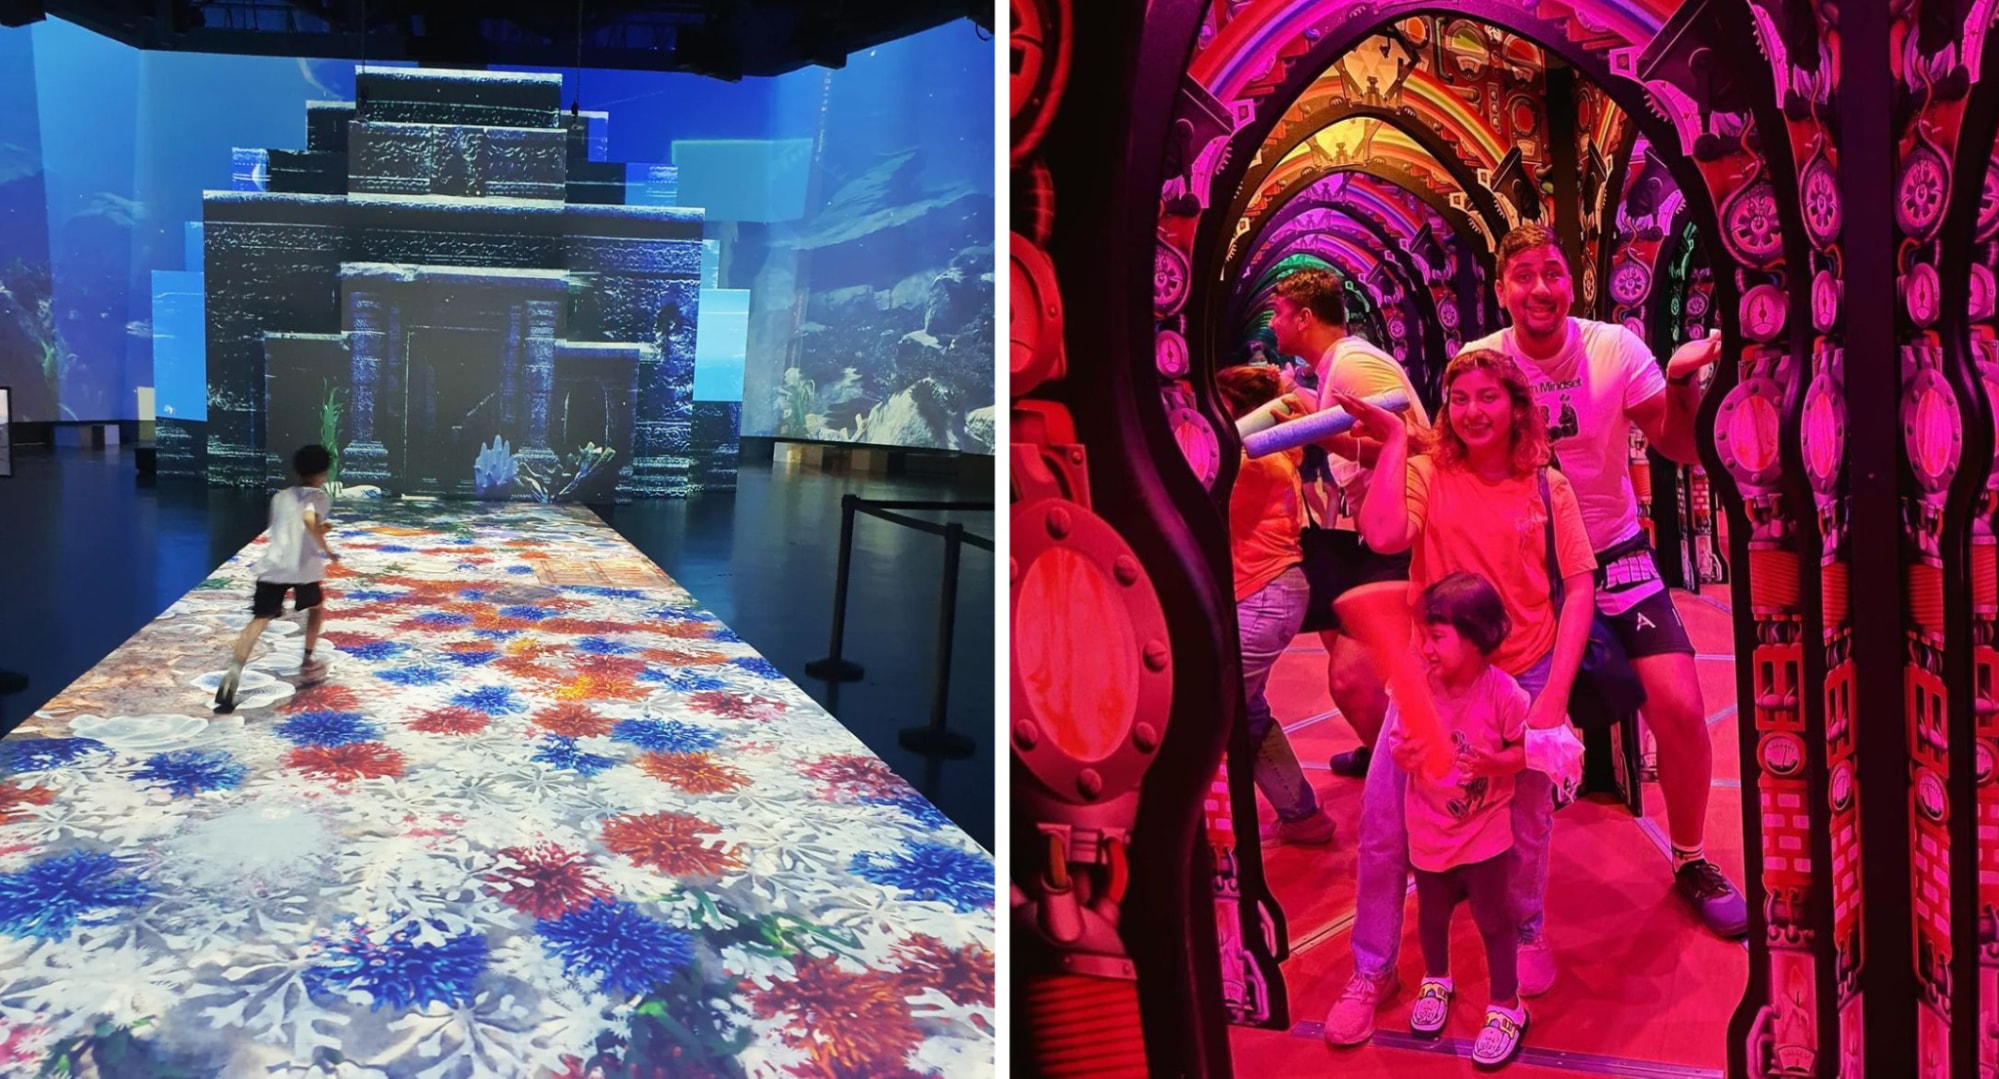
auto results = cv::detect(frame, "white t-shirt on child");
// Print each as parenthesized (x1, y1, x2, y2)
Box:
(255, 486, 332, 584)
(1459, 318, 1666, 554)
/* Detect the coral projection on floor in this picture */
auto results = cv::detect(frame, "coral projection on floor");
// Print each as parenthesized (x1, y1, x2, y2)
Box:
(0, 504, 993, 1077)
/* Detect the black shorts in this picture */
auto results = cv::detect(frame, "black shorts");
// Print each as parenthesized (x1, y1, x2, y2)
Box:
(252, 581, 323, 619)
(1602, 585, 1694, 659)
(1299, 528, 1411, 634)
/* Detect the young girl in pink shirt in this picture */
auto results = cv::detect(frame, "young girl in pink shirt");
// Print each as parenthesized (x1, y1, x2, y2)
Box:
(1386, 570, 1531, 1067)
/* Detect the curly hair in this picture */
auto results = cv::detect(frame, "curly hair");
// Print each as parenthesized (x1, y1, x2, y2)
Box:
(1426, 348, 1548, 476)
(1271, 269, 1348, 329)
(1214, 364, 1281, 421)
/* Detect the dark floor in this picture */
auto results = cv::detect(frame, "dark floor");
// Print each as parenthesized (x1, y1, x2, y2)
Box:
(0, 444, 995, 849)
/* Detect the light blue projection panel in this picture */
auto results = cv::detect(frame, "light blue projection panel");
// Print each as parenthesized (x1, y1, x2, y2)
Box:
(692, 289, 747, 403)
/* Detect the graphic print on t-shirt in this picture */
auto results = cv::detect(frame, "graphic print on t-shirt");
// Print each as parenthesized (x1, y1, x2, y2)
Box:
(1444, 729, 1492, 822)
(1529, 373, 1584, 443)
(1461, 319, 1665, 555)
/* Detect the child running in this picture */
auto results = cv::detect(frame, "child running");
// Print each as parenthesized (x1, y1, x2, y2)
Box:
(214, 444, 340, 714)
(1385, 570, 1531, 1068)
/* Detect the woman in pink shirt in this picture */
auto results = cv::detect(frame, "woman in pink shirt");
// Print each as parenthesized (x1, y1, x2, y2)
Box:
(1386, 571, 1530, 1066)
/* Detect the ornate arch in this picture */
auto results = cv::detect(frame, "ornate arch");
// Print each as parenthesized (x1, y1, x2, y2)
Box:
(1238, 169, 1499, 348)
(1236, 167, 1495, 280)
(1154, 4, 1822, 1071)
(1230, 110, 1514, 253)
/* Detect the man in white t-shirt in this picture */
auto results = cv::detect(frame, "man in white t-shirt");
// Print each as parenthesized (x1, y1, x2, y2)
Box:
(1264, 269, 1432, 799)
(1460, 223, 1743, 952)
(214, 444, 342, 713)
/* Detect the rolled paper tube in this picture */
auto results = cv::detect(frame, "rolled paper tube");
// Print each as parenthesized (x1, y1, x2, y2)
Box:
(1334, 581, 1452, 781)
(1235, 396, 1293, 438)
(1242, 391, 1411, 459)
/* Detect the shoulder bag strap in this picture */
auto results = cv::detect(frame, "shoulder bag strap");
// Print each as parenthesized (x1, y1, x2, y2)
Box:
(1538, 467, 1564, 608)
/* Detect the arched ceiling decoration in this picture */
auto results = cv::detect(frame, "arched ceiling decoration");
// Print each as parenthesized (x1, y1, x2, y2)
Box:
(1232, 161, 1502, 271)
(1187, 1, 1673, 101)
(1246, 214, 1425, 302)
(1237, 17, 1560, 229)
(1268, 120, 1459, 196)
(1261, 57, 1511, 172)
(1230, 168, 1492, 345)
(1223, 112, 1503, 259)
(1245, 186, 1452, 282)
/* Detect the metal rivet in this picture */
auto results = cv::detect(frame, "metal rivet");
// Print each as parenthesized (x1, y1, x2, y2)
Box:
(1009, 557, 1020, 584)
(1069, 447, 1084, 464)
(1013, 721, 1039, 749)
(1047, 507, 1072, 539)
(1114, 556, 1140, 585)
(1077, 768, 1103, 799)
(1134, 722, 1158, 752)
(1143, 641, 1170, 671)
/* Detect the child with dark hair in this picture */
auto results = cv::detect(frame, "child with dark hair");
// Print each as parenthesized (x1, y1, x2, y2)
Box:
(1386, 570, 1532, 1067)
(214, 444, 341, 714)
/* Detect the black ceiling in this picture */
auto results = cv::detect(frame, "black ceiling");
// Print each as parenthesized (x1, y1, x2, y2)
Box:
(0, 0, 994, 80)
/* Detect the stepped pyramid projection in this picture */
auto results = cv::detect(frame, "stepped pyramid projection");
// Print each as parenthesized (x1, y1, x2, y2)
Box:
(169, 67, 735, 500)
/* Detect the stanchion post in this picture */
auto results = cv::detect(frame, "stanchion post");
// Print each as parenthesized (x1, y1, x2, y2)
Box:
(804, 494, 866, 682)
(900, 521, 974, 758)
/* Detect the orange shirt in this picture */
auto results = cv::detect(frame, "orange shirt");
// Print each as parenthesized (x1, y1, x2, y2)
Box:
(1231, 449, 1305, 601)
(1401, 458, 1597, 677)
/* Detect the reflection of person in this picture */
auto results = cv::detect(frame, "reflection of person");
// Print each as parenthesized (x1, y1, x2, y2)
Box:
(1460, 222, 1746, 945)
(1323, 349, 1595, 1047)
(214, 445, 341, 714)
(1265, 269, 1431, 780)
(1216, 365, 1338, 846)
(1392, 571, 1532, 1068)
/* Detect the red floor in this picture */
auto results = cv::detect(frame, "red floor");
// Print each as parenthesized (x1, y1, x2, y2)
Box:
(1234, 588, 1746, 1077)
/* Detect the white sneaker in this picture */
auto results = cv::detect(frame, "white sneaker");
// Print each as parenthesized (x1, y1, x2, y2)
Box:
(1323, 972, 1398, 1047)
(213, 660, 243, 714)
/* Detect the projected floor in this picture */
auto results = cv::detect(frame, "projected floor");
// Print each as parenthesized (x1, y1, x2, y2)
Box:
(0, 504, 993, 1077)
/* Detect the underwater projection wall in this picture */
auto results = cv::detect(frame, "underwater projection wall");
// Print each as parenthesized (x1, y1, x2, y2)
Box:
(741, 27, 997, 454)
(0, 17, 991, 462)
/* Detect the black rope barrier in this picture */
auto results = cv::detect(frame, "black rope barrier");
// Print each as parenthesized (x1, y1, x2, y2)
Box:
(803, 494, 993, 759)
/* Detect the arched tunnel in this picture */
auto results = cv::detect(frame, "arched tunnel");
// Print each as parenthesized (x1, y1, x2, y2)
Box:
(1013, 0, 1999, 1076)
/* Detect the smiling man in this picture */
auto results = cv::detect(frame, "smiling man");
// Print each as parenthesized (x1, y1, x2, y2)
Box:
(1460, 223, 1743, 971)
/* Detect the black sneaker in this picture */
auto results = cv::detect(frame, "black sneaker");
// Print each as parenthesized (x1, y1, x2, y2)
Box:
(1330, 746, 1372, 777)
(213, 662, 242, 715)
(1674, 858, 1749, 939)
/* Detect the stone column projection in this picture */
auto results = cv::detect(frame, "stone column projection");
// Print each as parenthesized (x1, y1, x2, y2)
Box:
(518, 298, 560, 473)
(342, 288, 391, 486)
(629, 342, 673, 497)
(503, 302, 523, 430)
